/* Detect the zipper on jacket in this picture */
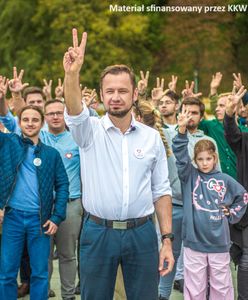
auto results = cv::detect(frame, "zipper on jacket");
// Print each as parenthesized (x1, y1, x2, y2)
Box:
(35, 155, 43, 236)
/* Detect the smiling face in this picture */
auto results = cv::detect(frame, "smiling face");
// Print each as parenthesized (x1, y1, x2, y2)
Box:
(19, 108, 43, 139)
(100, 72, 138, 118)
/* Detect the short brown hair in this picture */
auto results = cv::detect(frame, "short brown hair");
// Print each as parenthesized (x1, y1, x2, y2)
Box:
(194, 139, 217, 162)
(164, 90, 180, 103)
(181, 97, 205, 117)
(100, 65, 136, 91)
(44, 99, 64, 111)
(18, 105, 44, 123)
(23, 86, 45, 102)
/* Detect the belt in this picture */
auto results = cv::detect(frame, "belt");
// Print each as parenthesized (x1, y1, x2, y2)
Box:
(68, 198, 79, 202)
(88, 213, 153, 230)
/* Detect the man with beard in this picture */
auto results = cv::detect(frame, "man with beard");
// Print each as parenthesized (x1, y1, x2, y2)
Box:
(63, 28, 174, 300)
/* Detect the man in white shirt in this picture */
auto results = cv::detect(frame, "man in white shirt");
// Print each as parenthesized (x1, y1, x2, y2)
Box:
(63, 28, 174, 300)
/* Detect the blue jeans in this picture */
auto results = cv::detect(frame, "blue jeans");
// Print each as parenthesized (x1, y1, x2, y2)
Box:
(159, 205, 183, 298)
(80, 215, 159, 300)
(0, 208, 50, 300)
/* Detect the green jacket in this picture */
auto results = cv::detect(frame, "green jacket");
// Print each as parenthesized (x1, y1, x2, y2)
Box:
(199, 119, 237, 179)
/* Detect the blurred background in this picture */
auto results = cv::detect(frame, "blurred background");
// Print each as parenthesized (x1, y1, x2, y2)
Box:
(0, 0, 247, 96)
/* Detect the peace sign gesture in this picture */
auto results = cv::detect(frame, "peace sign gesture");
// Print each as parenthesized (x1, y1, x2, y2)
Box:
(8, 66, 29, 94)
(43, 79, 53, 101)
(137, 70, 149, 96)
(55, 78, 64, 99)
(63, 28, 87, 74)
(168, 75, 178, 92)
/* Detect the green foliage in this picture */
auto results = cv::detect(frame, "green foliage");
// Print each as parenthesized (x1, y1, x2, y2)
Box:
(0, 0, 161, 91)
(0, 0, 247, 96)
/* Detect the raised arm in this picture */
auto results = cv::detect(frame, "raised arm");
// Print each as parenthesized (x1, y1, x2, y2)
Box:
(172, 105, 193, 182)
(63, 28, 87, 115)
(0, 75, 9, 116)
(8, 66, 28, 113)
(42, 79, 53, 101)
(137, 70, 149, 100)
(224, 85, 247, 154)
(151, 77, 168, 107)
(181, 80, 202, 100)
(209, 72, 223, 113)
(168, 75, 178, 93)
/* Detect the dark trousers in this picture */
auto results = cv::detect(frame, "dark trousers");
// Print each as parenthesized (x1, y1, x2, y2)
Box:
(80, 214, 159, 300)
(238, 226, 248, 300)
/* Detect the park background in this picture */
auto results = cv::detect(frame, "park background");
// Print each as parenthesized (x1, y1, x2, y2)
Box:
(0, 0, 248, 98)
(0, 0, 247, 299)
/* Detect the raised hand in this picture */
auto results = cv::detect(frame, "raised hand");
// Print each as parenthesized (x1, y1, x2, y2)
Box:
(233, 73, 242, 90)
(168, 75, 178, 92)
(43, 79, 53, 101)
(82, 88, 97, 107)
(63, 28, 87, 74)
(0, 75, 9, 99)
(8, 66, 29, 94)
(55, 78, 64, 99)
(137, 70, 149, 95)
(226, 85, 247, 116)
(210, 72, 223, 95)
(177, 105, 192, 133)
(151, 77, 168, 105)
(182, 80, 202, 99)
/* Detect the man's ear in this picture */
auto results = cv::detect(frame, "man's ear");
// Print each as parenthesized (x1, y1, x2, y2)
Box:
(175, 103, 180, 111)
(133, 88, 139, 103)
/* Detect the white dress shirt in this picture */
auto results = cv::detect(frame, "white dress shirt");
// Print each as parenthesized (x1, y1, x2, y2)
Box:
(64, 105, 171, 220)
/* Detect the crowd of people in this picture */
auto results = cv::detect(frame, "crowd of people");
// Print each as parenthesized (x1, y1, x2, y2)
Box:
(0, 28, 248, 300)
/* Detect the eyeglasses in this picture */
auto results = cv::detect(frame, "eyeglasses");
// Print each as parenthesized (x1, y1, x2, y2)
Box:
(45, 111, 64, 117)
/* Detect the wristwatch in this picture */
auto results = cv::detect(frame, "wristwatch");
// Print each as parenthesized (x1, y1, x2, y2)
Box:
(161, 233, 174, 242)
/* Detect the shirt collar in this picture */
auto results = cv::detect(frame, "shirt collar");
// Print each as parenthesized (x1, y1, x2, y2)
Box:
(102, 113, 141, 132)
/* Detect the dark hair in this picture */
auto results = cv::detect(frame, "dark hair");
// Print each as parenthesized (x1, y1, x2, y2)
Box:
(100, 65, 136, 91)
(164, 90, 180, 103)
(18, 105, 44, 123)
(44, 99, 64, 111)
(181, 97, 205, 117)
(23, 86, 45, 102)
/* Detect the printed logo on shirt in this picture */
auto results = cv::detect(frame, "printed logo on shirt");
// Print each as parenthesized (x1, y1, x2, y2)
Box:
(65, 153, 73, 159)
(33, 158, 42, 167)
(206, 178, 226, 200)
(134, 148, 144, 159)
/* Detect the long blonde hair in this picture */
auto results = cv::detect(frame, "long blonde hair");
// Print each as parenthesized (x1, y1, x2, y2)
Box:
(133, 100, 172, 157)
